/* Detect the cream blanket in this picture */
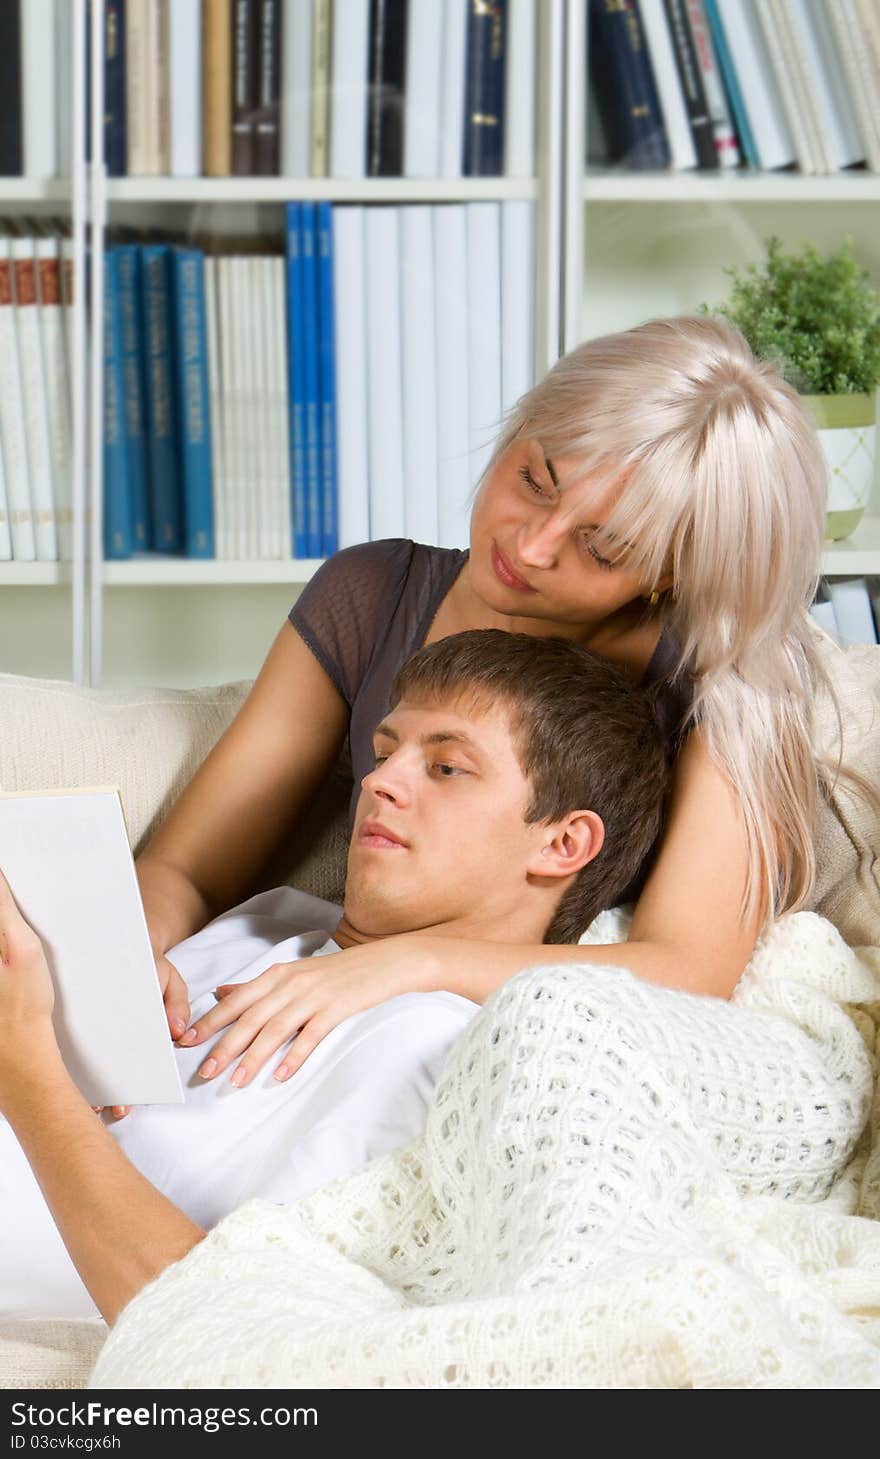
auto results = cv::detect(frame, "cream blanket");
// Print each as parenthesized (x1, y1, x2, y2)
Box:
(90, 909, 880, 1389)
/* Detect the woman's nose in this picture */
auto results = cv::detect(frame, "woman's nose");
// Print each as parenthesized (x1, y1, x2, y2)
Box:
(518, 515, 566, 568)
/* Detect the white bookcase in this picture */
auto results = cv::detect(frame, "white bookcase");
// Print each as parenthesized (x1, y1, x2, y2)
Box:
(3, 0, 879, 688)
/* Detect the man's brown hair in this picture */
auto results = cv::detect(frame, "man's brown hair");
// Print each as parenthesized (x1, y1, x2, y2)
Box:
(390, 629, 672, 943)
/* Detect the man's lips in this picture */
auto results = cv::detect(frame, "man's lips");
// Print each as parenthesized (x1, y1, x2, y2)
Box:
(358, 819, 409, 849)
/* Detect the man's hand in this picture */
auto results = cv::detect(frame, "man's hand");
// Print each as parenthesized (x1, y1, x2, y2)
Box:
(0, 867, 62, 1094)
(178, 935, 438, 1088)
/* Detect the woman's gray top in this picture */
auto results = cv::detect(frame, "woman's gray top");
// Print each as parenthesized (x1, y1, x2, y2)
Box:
(288, 538, 694, 911)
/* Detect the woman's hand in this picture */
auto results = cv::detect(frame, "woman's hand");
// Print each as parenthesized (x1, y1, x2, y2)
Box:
(178, 935, 437, 1088)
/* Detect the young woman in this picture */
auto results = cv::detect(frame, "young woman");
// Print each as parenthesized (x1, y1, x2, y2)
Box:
(132, 313, 854, 1105)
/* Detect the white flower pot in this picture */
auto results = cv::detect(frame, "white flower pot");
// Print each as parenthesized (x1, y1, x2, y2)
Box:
(802, 393, 876, 542)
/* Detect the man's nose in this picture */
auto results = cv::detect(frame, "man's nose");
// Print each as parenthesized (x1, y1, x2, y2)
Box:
(361, 753, 413, 803)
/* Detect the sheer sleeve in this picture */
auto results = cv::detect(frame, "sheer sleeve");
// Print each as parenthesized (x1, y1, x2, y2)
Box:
(287, 540, 416, 707)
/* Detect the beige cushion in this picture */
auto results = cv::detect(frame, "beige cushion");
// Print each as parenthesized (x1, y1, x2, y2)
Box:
(0, 1319, 105, 1389)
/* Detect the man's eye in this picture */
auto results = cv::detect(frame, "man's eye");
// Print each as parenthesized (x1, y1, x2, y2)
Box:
(373, 754, 388, 766)
(518, 465, 549, 497)
(431, 763, 463, 777)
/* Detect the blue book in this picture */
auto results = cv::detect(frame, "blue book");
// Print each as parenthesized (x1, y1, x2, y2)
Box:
(104, 0, 127, 176)
(285, 202, 307, 558)
(463, 0, 507, 176)
(702, 0, 758, 170)
(171, 247, 215, 558)
(103, 250, 133, 560)
(588, 0, 670, 170)
(140, 243, 183, 554)
(299, 202, 322, 558)
(113, 245, 150, 550)
(315, 202, 338, 559)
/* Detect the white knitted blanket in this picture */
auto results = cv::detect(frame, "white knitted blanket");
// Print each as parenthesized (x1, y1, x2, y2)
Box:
(91, 910, 880, 1389)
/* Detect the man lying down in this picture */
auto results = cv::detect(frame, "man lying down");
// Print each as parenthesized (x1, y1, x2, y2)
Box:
(0, 629, 670, 1324)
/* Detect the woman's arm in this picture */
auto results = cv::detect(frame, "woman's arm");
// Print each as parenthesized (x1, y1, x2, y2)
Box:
(136, 620, 349, 1027)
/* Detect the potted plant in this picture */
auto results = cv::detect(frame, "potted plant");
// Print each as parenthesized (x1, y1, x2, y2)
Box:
(705, 237, 880, 540)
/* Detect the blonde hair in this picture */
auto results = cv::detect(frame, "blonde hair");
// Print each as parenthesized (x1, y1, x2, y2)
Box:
(470, 314, 870, 933)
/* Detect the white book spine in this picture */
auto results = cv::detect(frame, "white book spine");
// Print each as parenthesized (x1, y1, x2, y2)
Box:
(36, 238, 72, 562)
(0, 242, 36, 561)
(271, 255, 292, 558)
(686, 0, 740, 167)
(364, 208, 405, 541)
(234, 257, 257, 558)
(217, 258, 239, 559)
(827, 0, 880, 171)
(281, 0, 313, 176)
(55, 0, 73, 179)
(438, 0, 468, 178)
(504, 0, 536, 177)
(856, 0, 880, 141)
(639, 0, 699, 170)
(0, 443, 10, 557)
(827, 578, 878, 645)
(793, 0, 865, 170)
(404, 0, 443, 178)
(716, 0, 796, 170)
(203, 258, 228, 561)
(332, 207, 370, 549)
(400, 207, 439, 545)
(126, 0, 152, 175)
(23, 0, 56, 177)
(169, 0, 201, 176)
(60, 239, 75, 402)
(433, 205, 471, 550)
(12, 239, 57, 561)
(755, 0, 820, 173)
(501, 200, 535, 420)
(329, 0, 369, 178)
(466, 203, 502, 504)
(251, 256, 273, 559)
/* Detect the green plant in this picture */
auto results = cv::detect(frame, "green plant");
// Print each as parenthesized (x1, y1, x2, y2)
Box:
(703, 236, 880, 395)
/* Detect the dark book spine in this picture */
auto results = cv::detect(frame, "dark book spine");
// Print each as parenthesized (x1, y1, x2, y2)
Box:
(0, 0, 23, 175)
(105, 0, 128, 176)
(366, 0, 408, 176)
(253, 0, 281, 174)
(662, 0, 717, 168)
(462, 0, 507, 176)
(231, 0, 257, 175)
(588, 0, 670, 170)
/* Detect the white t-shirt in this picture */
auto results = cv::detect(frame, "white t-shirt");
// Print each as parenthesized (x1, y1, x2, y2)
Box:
(0, 886, 480, 1320)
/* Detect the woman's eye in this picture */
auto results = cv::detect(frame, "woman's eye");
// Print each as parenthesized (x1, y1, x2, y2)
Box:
(518, 465, 549, 497)
(586, 541, 615, 571)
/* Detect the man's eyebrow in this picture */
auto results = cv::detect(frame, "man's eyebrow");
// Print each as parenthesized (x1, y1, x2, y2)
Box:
(373, 722, 488, 760)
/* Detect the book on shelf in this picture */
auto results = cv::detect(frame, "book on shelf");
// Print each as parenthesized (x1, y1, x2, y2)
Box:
(588, 0, 671, 171)
(827, 0, 880, 173)
(141, 242, 183, 552)
(231, 0, 258, 176)
(463, 0, 508, 177)
(169, 0, 202, 178)
(639, 0, 699, 171)
(114, 243, 151, 550)
(663, 0, 718, 168)
(203, 0, 232, 176)
(254, 0, 281, 175)
(105, 0, 128, 177)
(0, 237, 36, 561)
(434, 204, 472, 551)
(367, 0, 407, 177)
(685, 0, 740, 168)
(400, 205, 439, 545)
(332, 206, 370, 550)
(103, 247, 132, 559)
(12, 235, 58, 563)
(364, 206, 405, 539)
(329, 0, 370, 179)
(0, 0, 23, 177)
(35, 236, 73, 563)
(827, 577, 879, 646)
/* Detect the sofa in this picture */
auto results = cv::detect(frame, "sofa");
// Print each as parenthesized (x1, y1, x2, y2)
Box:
(0, 627, 877, 1388)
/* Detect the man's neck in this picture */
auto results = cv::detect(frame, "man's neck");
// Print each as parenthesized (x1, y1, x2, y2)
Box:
(330, 912, 548, 950)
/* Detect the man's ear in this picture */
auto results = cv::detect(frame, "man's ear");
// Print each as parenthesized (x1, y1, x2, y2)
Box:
(526, 810, 605, 880)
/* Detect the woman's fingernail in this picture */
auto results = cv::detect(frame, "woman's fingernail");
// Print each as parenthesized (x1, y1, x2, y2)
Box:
(179, 1028, 198, 1045)
(198, 1058, 217, 1078)
(171, 1018, 186, 1038)
(273, 1064, 289, 1081)
(230, 1066, 247, 1088)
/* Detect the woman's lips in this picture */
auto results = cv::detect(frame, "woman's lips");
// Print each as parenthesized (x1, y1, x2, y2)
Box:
(491, 542, 537, 593)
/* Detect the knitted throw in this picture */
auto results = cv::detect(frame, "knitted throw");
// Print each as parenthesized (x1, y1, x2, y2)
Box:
(91, 910, 880, 1389)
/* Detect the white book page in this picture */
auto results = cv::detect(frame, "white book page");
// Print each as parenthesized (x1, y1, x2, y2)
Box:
(0, 789, 184, 1107)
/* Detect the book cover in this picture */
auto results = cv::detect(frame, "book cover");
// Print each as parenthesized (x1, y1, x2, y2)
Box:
(203, 0, 232, 175)
(330, 0, 370, 178)
(685, 0, 740, 168)
(404, 0, 443, 177)
(639, 0, 699, 170)
(702, 0, 758, 167)
(113, 245, 151, 551)
(588, 0, 671, 170)
(232, 0, 258, 175)
(105, 0, 128, 176)
(285, 203, 307, 557)
(463, 0, 507, 175)
(103, 248, 133, 560)
(433, 205, 470, 550)
(22, 0, 56, 178)
(254, 0, 281, 175)
(300, 202, 322, 557)
(315, 203, 338, 558)
(169, 0, 201, 177)
(367, 0, 408, 176)
(36, 237, 74, 563)
(331, 206, 370, 549)
(364, 206, 405, 539)
(400, 206, 438, 545)
(140, 242, 183, 553)
(310, 0, 332, 176)
(0, 239, 35, 559)
(663, 0, 718, 167)
(12, 237, 58, 561)
(713, 0, 795, 170)
(438, 0, 468, 178)
(280, 0, 312, 176)
(171, 248, 215, 558)
(0, 0, 23, 175)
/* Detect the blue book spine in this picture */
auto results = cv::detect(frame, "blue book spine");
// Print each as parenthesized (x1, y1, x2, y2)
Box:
(171, 248, 215, 558)
(316, 202, 338, 559)
(285, 202, 307, 558)
(299, 201, 322, 559)
(113, 245, 150, 549)
(702, 0, 758, 170)
(140, 243, 183, 553)
(588, 0, 670, 170)
(104, 0, 127, 176)
(103, 250, 133, 560)
(462, 0, 507, 176)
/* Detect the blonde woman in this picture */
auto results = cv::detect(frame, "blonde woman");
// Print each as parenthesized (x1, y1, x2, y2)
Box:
(131, 313, 857, 1105)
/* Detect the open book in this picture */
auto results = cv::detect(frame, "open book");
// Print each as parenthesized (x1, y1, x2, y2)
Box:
(0, 788, 184, 1107)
